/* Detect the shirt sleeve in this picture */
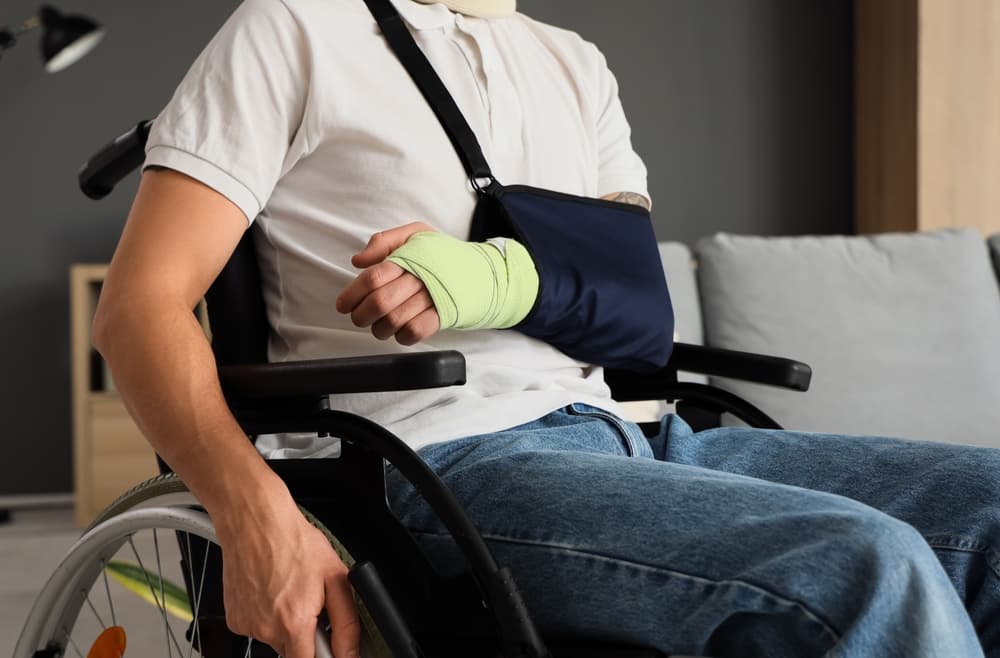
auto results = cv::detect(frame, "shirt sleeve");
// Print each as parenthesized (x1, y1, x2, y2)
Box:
(143, 0, 312, 224)
(588, 45, 651, 207)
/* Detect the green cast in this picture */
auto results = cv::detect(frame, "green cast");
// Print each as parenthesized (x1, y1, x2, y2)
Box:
(387, 231, 539, 330)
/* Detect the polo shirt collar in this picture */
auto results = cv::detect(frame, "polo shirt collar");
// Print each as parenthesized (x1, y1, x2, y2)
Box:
(389, 0, 457, 31)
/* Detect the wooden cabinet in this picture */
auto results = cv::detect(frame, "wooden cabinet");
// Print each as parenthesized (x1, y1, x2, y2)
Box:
(70, 265, 158, 526)
(855, 0, 1000, 236)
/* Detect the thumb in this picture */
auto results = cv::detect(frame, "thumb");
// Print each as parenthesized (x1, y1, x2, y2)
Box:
(325, 571, 362, 658)
(352, 222, 435, 268)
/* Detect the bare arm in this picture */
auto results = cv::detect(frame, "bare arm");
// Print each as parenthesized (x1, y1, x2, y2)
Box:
(93, 168, 360, 658)
(94, 167, 268, 522)
(601, 191, 651, 211)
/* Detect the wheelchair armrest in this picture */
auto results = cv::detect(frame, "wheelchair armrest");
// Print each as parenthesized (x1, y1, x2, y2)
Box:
(218, 350, 466, 400)
(669, 343, 812, 390)
(605, 342, 811, 402)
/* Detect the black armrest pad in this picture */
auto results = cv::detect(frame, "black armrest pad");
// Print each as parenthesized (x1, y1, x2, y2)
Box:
(669, 343, 812, 390)
(219, 351, 466, 400)
(605, 342, 811, 401)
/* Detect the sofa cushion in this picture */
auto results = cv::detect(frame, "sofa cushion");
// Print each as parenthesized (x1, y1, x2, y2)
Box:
(659, 241, 702, 345)
(695, 229, 1000, 446)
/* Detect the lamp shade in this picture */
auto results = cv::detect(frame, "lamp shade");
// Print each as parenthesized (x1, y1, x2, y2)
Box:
(38, 5, 104, 73)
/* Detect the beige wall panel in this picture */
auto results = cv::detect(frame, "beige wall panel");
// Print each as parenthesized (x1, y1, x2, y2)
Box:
(918, 0, 1000, 235)
(856, 0, 1000, 235)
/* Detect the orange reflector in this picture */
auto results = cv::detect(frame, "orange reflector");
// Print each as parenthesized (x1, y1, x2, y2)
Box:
(86, 626, 126, 658)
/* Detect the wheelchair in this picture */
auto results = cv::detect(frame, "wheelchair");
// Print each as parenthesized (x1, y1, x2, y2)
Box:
(14, 122, 812, 658)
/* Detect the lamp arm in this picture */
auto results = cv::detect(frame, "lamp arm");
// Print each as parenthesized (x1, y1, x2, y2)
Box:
(0, 15, 41, 51)
(17, 16, 42, 34)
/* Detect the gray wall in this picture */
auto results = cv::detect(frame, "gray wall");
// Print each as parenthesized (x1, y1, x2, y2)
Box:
(0, 0, 852, 495)
(1, 0, 241, 495)
(520, 0, 853, 243)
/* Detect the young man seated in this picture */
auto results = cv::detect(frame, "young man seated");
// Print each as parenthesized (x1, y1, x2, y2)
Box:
(93, 1, 1000, 656)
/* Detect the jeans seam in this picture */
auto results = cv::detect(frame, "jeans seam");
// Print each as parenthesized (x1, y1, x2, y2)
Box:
(566, 403, 643, 457)
(414, 528, 843, 644)
(925, 534, 1000, 579)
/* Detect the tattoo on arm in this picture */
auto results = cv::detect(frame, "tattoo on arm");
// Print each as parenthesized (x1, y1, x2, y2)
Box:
(604, 191, 651, 211)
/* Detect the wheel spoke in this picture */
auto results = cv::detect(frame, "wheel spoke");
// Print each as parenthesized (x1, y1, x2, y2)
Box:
(244, 637, 254, 658)
(186, 532, 210, 658)
(82, 589, 107, 629)
(153, 529, 174, 658)
(127, 535, 186, 657)
(65, 630, 85, 658)
(101, 559, 117, 627)
(20, 491, 244, 658)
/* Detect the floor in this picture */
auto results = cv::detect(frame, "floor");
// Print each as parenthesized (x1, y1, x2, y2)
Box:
(1, 507, 190, 656)
(0, 508, 79, 653)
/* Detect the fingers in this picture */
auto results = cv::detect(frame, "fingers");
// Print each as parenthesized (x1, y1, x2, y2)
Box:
(351, 273, 426, 330)
(229, 612, 316, 658)
(336, 261, 406, 316)
(337, 266, 441, 344)
(352, 222, 435, 268)
(393, 307, 441, 346)
(338, 222, 440, 346)
(370, 289, 435, 340)
(325, 569, 362, 658)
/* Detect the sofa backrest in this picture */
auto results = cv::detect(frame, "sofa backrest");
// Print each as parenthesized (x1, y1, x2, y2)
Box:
(695, 228, 1000, 447)
(659, 242, 702, 346)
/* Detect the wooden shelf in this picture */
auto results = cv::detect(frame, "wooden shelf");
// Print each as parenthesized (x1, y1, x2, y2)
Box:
(70, 266, 211, 525)
(71, 264, 160, 526)
(69, 265, 209, 524)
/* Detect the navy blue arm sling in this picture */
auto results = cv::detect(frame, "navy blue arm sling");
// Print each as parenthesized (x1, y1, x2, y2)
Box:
(363, 0, 675, 372)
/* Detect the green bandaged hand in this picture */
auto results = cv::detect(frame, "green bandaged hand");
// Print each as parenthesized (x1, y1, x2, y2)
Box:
(387, 231, 539, 330)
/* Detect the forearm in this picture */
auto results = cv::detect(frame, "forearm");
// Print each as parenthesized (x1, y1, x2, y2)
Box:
(94, 169, 359, 654)
(93, 296, 291, 533)
(601, 191, 651, 210)
(340, 192, 653, 346)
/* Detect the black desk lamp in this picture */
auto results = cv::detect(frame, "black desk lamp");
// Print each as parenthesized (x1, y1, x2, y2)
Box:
(0, 5, 104, 72)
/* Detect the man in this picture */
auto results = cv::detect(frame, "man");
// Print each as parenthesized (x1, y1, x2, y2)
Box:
(92, 0, 1000, 656)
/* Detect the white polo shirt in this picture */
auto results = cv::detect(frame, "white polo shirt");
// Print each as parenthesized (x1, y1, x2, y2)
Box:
(145, 0, 650, 456)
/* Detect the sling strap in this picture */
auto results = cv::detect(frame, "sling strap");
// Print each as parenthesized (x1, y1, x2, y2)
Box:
(363, 0, 495, 185)
(360, 0, 675, 375)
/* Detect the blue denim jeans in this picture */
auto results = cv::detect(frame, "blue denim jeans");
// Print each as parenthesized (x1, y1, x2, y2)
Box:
(386, 404, 1000, 657)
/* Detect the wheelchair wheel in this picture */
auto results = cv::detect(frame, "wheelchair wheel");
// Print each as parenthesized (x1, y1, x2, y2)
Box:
(14, 474, 387, 658)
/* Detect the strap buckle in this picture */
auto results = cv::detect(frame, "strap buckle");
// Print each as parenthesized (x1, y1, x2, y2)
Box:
(471, 176, 495, 195)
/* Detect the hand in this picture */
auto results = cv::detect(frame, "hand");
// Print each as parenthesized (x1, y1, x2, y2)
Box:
(336, 222, 441, 345)
(216, 493, 361, 658)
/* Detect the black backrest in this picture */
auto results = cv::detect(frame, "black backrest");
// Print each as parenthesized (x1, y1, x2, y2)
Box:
(204, 229, 271, 366)
(80, 121, 272, 368)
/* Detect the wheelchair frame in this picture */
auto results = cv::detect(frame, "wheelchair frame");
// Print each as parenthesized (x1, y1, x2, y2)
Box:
(15, 122, 813, 658)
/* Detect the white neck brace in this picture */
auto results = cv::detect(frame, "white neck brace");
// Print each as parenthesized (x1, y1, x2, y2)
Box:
(412, 0, 516, 18)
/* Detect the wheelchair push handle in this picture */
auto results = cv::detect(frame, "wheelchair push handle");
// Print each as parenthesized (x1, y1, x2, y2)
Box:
(78, 119, 152, 199)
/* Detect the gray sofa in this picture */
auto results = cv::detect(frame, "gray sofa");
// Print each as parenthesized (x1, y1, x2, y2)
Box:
(656, 229, 1000, 447)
